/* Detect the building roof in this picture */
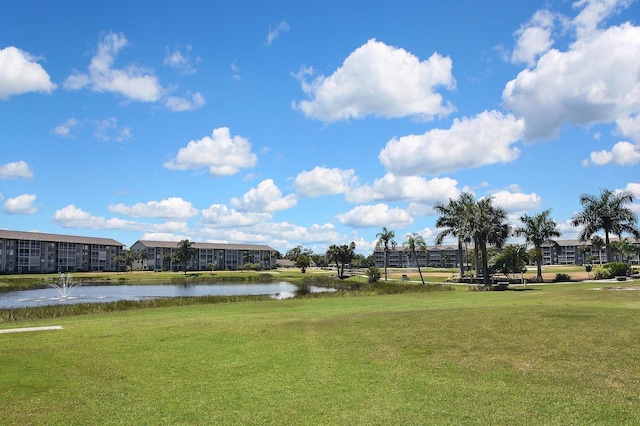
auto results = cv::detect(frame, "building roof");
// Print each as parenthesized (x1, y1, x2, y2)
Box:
(0, 229, 125, 247)
(134, 240, 276, 252)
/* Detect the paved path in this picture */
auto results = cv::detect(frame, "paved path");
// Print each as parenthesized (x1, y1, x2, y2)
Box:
(0, 326, 63, 334)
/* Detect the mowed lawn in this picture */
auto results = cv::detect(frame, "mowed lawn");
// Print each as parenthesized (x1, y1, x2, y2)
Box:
(2, 283, 640, 425)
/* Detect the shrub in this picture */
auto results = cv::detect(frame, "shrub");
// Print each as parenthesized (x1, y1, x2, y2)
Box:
(593, 267, 612, 280)
(555, 273, 572, 282)
(366, 266, 381, 283)
(603, 262, 630, 277)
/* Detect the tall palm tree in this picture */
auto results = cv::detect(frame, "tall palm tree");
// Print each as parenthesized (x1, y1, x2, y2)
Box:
(433, 192, 475, 279)
(590, 235, 605, 265)
(175, 239, 197, 275)
(375, 227, 396, 281)
(514, 209, 562, 282)
(472, 197, 510, 286)
(571, 189, 640, 262)
(403, 233, 428, 288)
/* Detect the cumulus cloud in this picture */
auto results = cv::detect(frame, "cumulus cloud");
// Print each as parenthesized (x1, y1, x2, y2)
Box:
(293, 166, 357, 197)
(266, 21, 290, 46)
(489, 189, 542, 214)
(0, 160, 33, 179)
(294, 38, 455, 122)
(230, 179, 297, 213)
(511, 10, 556, 66)
(93, 117, 132, 142)
(3, 194, 38, 215)
(503, 15, 640, 140)
(200, 204, 271, 227)
(572, 0, 632, 38)
(108, 197, 199, 219)
(64, 32, 204, 111)
(52, 204, 190, 233)
(164, 127, 257, 176)
(335, 203, 413, 229)
(378, 110, 524, 176)
(616, 113, 640, 142)
(346, 174, 460, 204)
(584, 141, 640, 166)
(0, 46, 56, 99)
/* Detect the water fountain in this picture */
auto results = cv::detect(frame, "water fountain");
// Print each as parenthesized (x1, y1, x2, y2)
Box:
(47, 273, 82, 299)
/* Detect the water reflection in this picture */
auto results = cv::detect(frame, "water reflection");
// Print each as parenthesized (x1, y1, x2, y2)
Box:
(0, 282, 335, 309)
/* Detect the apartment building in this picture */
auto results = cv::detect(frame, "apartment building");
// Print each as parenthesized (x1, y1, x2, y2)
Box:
(131, 240, 277, 271)
(0, 230, 126, 273)
(374, 245, 461, 269)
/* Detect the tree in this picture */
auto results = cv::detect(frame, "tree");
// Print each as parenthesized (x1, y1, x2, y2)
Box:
(295, 254, 311, 273)
(375, 227, 396, 281)
(242, 251, 254, 265)
(137, 249, 148, 270)
(610, 238, 636, 263)
(590, 235, 605, 265)
(514, 209, 562, 282)
(472, 197, 510, 286)
(433, 192, 476, 279)
(403, 233, 428, 288)
(174, 239, 196, 275)
(326, 245, 340, 273)
(162, 251, 173, 271)
(571, 188, 640, 262)
(113, 255, 123, 274)
(207, 262, 216, 275)
(491, 245, 529, 279)
(284, 246, 302, 261)
(125, 249, 137, 273)
(336, 242, 356, 279)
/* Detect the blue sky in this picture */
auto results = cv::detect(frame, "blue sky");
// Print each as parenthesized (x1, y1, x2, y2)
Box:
(1, 0, 639, 254)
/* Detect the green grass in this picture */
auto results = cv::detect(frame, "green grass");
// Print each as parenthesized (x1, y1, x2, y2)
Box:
(1, 283, 640, 424)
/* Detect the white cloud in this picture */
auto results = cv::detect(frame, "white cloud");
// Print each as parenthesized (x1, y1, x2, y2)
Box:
(164, 46, 198, 74)
(335, 203, 413, 229)
(572, 0, 632, 38)
(503, 21, 640, 141)
(266, 21, 290, 46)
(489, 190, 542, 213)
(108, 197, 199, 219)
(200, 204, 271, 227)
(584, 141, 640, 165)
(293, 166, 357, 197)
(3, 194, 38, 215)
(164, 127, 257, 176)
(64, 32, 163, 102)
(64, 32, 204, 111)
(0, 46, 56, 99)
(230, 179, 297, 213)
(164, 92, 205, 111)
(616, 113, 640, 142)
(511, 10, 556, 66)
(52, 118, 80, 138)
(52, 204, 190, 234)
(626, 182, 640, 197)
(346, 174, 460, 204)
(378, 110, 524, 175)
(93, 117, 132, 142)
(294, 38, 455, 122)
(0, 160, 34, 179)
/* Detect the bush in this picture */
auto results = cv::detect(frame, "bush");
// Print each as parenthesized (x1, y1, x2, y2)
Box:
(603, 262, 630, 277)
(555, 273, 572, 282)
(366, 266, 381, 283)
(593, 267, 612, 280)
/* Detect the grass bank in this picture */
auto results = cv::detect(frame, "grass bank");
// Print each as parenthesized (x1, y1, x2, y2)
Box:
(1, 282, 640, 424)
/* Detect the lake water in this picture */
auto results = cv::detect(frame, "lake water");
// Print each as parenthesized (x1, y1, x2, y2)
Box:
(0, 282, 333, 309)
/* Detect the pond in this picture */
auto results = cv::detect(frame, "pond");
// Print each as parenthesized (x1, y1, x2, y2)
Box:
(0, 282, 335, 309)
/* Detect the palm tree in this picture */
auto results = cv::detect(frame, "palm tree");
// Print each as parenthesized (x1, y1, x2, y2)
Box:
(610, 238, 636, 263)
(590, 235, 605, 265)
(375, 227, 396, 281)
(514, 209, 562, 282)
(433, 192, 475, 279)
(571, 188, 640, 262)
(472, 197, 510, 286)
(325, 245, 340, 275)
(174, 239, 196, 275)
(403, 233, 428, 288)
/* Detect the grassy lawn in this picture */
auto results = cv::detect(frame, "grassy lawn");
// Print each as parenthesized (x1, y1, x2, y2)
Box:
(2, 281, 640, 425)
